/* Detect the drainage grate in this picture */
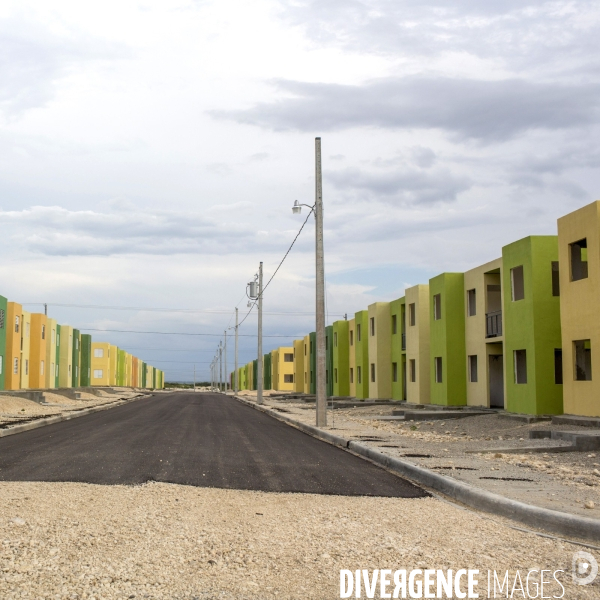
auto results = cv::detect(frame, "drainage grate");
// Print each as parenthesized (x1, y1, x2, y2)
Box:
(480, 476, 533, 482)
(402, 453, 432, 458)
(380, 445, 402, 448)
(435, 466, 477, 471)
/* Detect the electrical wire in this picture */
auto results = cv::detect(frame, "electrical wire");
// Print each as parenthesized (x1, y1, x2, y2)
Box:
(79, 328, 299, 338)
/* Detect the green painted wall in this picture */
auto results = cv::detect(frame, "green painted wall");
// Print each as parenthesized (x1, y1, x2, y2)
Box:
(55, 324, 61, 387)
(252, 360, 257, 391)
(429, 273, 467, 406)
(142, 362, 147, 388)
(118, 350, 126, 386)
(152, 367, 156, 389)
(0, 295, 6, 391)
(503, 236, 562, 415)
(263, 353, 272, 390)
(72, 329, 81, 387)
(332, 320, 350, 396)
(80, 334, 92, 387)
(309, 332, 316, 394)
(390, 297, 406, 400)
(354, 310, 369, 399)
(326, 326, 333, 397)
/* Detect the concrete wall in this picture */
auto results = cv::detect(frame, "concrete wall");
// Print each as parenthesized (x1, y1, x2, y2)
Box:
(20, 310, 31, 390)
(55, 324, 61, 388)
(5, 303, 22, 390)
(91, 342, 112, 386)
(80, 334, 92, 387)
(72, 329, 81, 388)
(59, 325, 74, 388)
(332, 320, 350, 397)
(274, 346, 294, 391)
(405, 285, 430, 404)
(29, 313, 47, 389)
(367, 302, 392, 399)
(45, 318, 57, 389)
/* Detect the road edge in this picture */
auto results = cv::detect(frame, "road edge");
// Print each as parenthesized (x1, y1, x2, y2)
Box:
(0, 394, 153, 439)
(233, 395, 600, 543)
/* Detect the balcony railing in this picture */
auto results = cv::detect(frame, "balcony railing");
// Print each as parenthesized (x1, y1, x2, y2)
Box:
(401, 333, 406, 350)
(486, 310, 502, 338)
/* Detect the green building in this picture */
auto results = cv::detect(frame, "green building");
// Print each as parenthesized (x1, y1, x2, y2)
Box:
(252, 359, 257, 391)
(0, 294, 6, 391)
(80, 334, 92, 387)
(55, 324, 61, 387)
(326, 325, 334, 397)
(118, 349, 126, 386)
(390, 297, 406, 401)
(141, 362, 147, 388)
(354, 310, 369, 399)
(429, 273, 467, 406)
(332, 320, 350, 397)
(72, 328, 81, 387)
(309, 331, 316, 394)
(502, 236, 562, 415)
(263, 353, 272, 390)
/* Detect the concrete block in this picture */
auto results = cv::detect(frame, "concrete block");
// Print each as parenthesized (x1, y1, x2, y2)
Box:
(500, 414, 552, 424)
(404, 410, 489, 421)
(552, 414, 600, 428)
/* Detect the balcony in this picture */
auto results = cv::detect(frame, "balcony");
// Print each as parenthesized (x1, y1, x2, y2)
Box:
(486, 310, 502, 338)
(401, 333, 406, 351)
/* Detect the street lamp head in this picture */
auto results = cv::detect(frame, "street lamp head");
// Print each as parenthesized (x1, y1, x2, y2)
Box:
(292, 200, 302, 214)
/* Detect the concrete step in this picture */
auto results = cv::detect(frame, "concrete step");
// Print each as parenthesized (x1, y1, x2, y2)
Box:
(530, 429, 600, 451)
(403, 410, 490, 421)
(552, 414, 600, 428)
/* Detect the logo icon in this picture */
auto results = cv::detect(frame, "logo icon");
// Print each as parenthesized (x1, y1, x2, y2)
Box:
(572, 551, 598, 586)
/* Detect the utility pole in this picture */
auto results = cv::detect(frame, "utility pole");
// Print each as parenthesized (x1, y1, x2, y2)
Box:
(257, 261, 264, 405)
(234, 308, 239, 394)
(224, 329, 228, 393)
(219, 342, 223, 392)
(315, 137, 327, 427)
(44, 303, 47, 316)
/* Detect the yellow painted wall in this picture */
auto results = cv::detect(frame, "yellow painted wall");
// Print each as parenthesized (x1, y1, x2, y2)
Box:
(29, 313, 47, 389)
(303, 335, 310, 392)
(349, 318, 356, 397)
(20, 310, 31, 390)
(464, 258, 504, 408)
(367, 302, 392, 399)
(45, 318, 57, 389)
(59, 325, 74, 388)
(274, 346, 294, 391)
(91, 342, 112, 386)
(5, 302, 22, 390)
(125, 353, 133, 387)
(405, 284, 430, 404)
(558, 201, 600, 416)
(293, 339, 304, 392)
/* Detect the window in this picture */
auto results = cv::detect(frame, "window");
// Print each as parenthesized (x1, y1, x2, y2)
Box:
(370, 317, 375, 336)
(41, 325, 45, 340)
(350, 368, 354, 383)
(356, 324, 361, 342)
(370, 363, 376, 382)
(357, 366, 362, 384)
(51, 362, 54, 377)
(574, 340, 592, 381)
(57, 333, 60, 347)
(304, 372, 307, 383)
(334, 332, 338, 347)
(94, 348, 104, 358)
(284, 353, 293, 362)
(409, 303, 416, 326)
(52, 329, 55, 344)
(467, 289, 476, 316)
(554, 349, 563, 384)
(26, 322, 30, 338)
(310, 340, 313, 353)
(551, 262, 560, 296)
(0, 309, 5, 329)
(434, 357, 442, 383)
(25, 360, 29, 376)
(15, 316, 19, 333)
(350, 330, 354, 346)
(40, 360, 44, 375)
(334, 368, 338, 383)
(409, 359, 416, 382)
(75, 338, 79, 350)
(14, 358, 18, 374)
(304, 344, 307, 356)
(392, 362, 398, 383)
(325, 336, 328, 350)
(392, 315, 397, 334)
(511, 266, 525, 301)
(433, 294, 441, 320)
(514, 350, 527, 384)
(55, 364, 59, 377)
(570, 239, 588, 281)
(75, 366, 78, 377)
(94, 369, 104, 379)
(468, 355, 478, 383)
(284, 374, 294, 383)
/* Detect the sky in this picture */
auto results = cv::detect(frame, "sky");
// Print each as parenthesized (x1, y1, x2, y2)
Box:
(1, 0, 599, 381)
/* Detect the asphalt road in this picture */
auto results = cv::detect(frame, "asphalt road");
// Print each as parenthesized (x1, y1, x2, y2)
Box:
(0, 392, 426, 497)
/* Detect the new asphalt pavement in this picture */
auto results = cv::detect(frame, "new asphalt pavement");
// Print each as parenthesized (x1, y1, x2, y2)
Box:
(0, 392, 426, 497)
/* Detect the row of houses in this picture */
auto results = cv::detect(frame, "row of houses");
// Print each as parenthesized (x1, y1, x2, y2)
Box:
(232, 200, 600, 418)
(0, 297, 164, 391)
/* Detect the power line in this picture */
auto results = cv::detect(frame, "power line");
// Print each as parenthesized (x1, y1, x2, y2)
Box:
(80, 328, 300, 338)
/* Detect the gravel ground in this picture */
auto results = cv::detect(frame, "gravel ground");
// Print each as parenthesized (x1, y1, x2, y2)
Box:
(243, 394, 600, 518)
(0, 481, 598, 599)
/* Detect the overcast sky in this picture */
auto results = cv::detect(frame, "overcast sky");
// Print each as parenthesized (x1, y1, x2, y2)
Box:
(1, 0, 599, 381)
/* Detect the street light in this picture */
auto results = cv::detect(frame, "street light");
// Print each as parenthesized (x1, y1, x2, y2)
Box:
(292, 137, 327, 427)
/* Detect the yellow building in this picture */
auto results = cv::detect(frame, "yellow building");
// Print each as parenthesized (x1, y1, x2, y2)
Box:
(303, 334, 311, 392)
(109, 345, 118, 385)
(558, 201, 600, 417)
(293, 339, 304, 392)
(29, 313, 47, 389)
(125, 353, 133, 387)
(19, 310, 32, 390)
(272, 347, 294, 391)
(45, 318, 57, 389)
(464, 258, 505, 408)
(367, 302, 392, 399)
(405, 284, 431, 404)
(5, 302, 23, 390)
(349, 317, 356, 397)
(59, 325, 74, 388)
(91, 342, 112, 386)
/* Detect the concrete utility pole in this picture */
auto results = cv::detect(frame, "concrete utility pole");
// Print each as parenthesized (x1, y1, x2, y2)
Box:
(314, 137, 327, 427)
(234, 307, 239, 394)
(224, 329, 228, 392)
(219, 342, 223, 392)
(257, 261, 264, 405)
(44, 303, 47, 316)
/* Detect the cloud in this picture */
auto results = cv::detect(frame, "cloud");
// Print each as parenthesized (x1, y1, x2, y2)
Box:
(211, 77, 600, 141)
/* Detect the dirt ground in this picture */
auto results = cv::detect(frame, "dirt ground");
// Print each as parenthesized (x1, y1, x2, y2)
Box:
(0, 481, 598, 599)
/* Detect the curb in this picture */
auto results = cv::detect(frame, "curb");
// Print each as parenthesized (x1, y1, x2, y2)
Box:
(0, 394, 151, 439)
(234, 395, 600, 543)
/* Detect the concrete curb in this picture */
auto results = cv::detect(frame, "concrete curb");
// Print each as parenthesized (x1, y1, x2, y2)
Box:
(234, 395, 600, 543)
(0, 394, 151, 439)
